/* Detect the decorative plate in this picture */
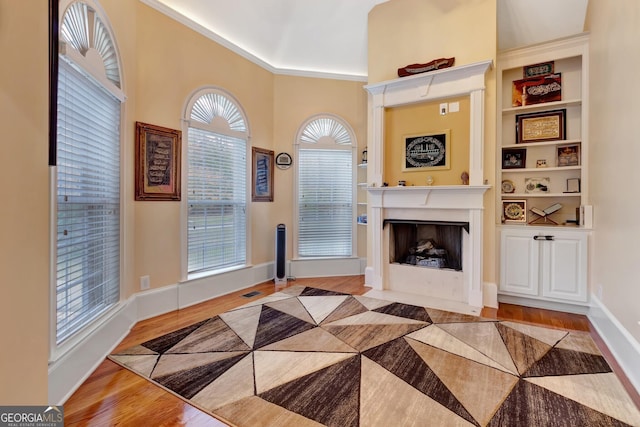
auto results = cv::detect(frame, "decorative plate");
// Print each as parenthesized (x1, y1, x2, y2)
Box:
(504, 202, 524, 220)
(501, 179, 515, 193)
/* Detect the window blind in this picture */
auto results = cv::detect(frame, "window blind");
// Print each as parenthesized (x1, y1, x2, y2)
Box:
(298, 149, 353, 257)
(188, 127, 247, 273)
(56, 58, 121, 344)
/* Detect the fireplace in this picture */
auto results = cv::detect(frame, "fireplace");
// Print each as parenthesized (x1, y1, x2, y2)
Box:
(366, 186, 488, 314)
(363, 60, 493, 314)
(386, 220, 467, 271)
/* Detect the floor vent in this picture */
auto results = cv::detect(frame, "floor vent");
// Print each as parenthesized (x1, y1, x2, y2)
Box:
(242, 291, 262, 298)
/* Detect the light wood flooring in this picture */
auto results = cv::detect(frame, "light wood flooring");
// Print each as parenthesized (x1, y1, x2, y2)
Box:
(63, 275, 639, 426)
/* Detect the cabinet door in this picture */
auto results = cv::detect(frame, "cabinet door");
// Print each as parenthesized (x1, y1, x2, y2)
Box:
(500, 230, 540, 296)
(542, 232, 588, 302)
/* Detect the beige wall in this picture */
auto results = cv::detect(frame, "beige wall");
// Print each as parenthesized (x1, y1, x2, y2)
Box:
(384, 97, 470, 186)
(273, 75, 369, 258)
(368, 0, 498, 284)
(587, 0, 640, 343)
(0, 0, 50, 405)
(0, 0, 368, 402)
(134, 4, 276, 291)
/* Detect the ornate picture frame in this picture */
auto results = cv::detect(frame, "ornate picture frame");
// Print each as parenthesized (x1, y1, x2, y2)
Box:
(252, 147, 274, 202)
(402, 130, 451, 171)
(503, 200, 527, 223)
(135, 122, 181, 201)
(516, 109, 566, 144)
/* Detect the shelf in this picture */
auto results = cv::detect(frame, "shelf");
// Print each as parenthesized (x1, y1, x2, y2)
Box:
(502, 139, 581, 149)
(501, 192, 581, 198)
(502, 166, 581, 173)
(357, 202, 368, 206)
(357, 182, 368, 187)
(358, 163, 368, 168)
(502, 98, 581, 114)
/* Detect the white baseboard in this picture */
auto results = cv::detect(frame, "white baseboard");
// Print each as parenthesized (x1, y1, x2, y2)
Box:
(290, 257, 364, 278)
(49, 262, 275, 405)
(48, 300, 137, 405)
(497, 294, 590, 315)
(588, 295, 640, 394)
(483, 281, 498, 308)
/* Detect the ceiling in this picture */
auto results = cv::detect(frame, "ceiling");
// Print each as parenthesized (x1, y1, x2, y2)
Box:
(143, 0, 588, 80)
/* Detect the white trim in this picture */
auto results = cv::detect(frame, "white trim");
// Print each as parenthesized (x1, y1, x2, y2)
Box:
(48, 262, 274, 404)
(139, 0, 367, 82)
(289, 257, 364, 278)
(588, 295, 640, 394)
(497, 294, 590, 315)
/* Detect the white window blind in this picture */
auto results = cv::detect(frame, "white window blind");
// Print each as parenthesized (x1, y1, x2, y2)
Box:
(56, 58, 121, 344)
(188, 127, 247, 273)
(298, 149, 353, 257)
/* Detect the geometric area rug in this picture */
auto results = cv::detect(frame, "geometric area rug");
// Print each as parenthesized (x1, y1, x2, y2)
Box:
(109, 286, 640, 426)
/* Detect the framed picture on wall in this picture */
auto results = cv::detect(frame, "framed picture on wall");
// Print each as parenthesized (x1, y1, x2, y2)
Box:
(402, 130, 451, 171)
(135, 121, 181, 201)
(252, 147, 274, 202)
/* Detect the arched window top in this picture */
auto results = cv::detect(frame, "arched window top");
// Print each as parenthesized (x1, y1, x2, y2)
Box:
(187, 89, 248, 134)
(60, 1, 122, 89)
(297, 114, 355, 147)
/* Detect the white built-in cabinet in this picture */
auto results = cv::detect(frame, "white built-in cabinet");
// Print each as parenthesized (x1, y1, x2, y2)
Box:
(500, 227, 588, 305)
(497, 34, 591, 311)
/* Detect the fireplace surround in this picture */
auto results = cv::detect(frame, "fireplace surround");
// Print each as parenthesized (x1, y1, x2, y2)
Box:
(363, 61, 492, 314)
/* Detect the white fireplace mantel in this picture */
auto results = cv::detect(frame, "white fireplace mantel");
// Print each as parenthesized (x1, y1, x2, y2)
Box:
(363, 60, 493, 314)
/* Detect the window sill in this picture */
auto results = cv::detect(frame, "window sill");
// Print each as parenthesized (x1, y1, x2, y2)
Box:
(184, 264, 251, 283)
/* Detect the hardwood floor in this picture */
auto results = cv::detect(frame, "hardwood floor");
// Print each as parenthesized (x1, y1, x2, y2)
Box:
(63, 276, 639, 426)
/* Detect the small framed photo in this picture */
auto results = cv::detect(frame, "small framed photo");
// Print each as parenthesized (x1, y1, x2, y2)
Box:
(502, 148, 527, 169)
(403, 130, 450, 171)
(516, 109, 566, 144)
(275, 152, 292, 170)
(557, 143, 580, 167)
(503, 200, 527, 223)
(536, 159, 547, 168)
(566, 178, 581, 193)
(252, 147, 274, 202)
(135, 121, 181, 201)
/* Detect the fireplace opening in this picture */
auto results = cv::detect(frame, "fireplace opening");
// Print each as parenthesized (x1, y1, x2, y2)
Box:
(385, 220, 468, 271)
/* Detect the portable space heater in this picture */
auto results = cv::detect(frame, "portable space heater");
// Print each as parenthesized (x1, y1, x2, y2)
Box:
(275, 224, 287, 285)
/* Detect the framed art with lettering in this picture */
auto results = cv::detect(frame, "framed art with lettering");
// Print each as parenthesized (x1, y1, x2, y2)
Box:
(135, 122, 181, 201)
(252, 147, 274, 202)
(516, 109, 566, 144)
(402, 130, 451, 171)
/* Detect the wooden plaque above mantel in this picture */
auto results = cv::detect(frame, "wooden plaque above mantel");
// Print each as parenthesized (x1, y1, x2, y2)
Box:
(398, 57, 455, 77)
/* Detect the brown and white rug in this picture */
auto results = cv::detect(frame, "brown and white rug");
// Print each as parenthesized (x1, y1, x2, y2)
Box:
(110, 286, 640, 426)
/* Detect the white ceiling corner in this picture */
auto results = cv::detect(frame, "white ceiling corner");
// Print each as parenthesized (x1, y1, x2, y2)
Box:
(145, 0, 589, 78)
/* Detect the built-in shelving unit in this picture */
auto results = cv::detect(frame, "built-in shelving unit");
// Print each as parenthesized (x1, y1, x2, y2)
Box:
(357, 162, 367, 225)
(497, 34, 590, 228)
(497, 34, 591, 312)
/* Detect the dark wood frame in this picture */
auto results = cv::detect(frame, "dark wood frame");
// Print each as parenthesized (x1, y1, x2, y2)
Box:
(516, 109, 566, 144)
(135, 122, 181, 201)
(502, 148, 527, 169)
(252, 147, 274, 202)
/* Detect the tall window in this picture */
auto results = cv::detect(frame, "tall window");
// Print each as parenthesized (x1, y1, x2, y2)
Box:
(296, 115, 356, 257)
(186, 90, 249, 275)
(55, 0, 123, 345)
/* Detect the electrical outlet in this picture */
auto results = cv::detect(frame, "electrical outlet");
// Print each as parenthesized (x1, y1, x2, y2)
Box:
(439, 103, 447, 115)
(140, 275, 150, 290)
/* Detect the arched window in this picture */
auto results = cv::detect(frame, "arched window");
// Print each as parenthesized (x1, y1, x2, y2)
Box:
(184, 88, 250, 275)
(295, 114, 356, 258)
(54, 0, 124, 347)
